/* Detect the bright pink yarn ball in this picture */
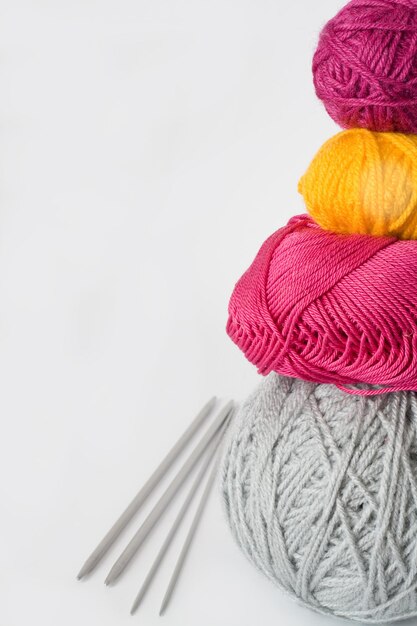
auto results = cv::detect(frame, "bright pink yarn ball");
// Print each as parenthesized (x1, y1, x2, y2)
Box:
(313, 0, 417, 133)
(227, 215, 417, 395)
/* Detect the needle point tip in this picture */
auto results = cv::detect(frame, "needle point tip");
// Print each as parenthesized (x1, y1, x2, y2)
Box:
(130, 599, 140, 614)
(104, 567, 118, 586)
(77, 565, 88, 580)
(77, 557, 96, 580)
(159, 601, 167, 616)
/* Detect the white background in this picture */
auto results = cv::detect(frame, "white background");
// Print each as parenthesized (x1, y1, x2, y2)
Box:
(0, 1, 346, 625)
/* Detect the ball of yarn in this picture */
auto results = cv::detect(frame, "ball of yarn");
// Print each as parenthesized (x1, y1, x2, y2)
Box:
(222, 373, 417, 622)
(226, 214, 417, 394)
(313, 0, 417, 133)
(298, 129, 417, 240)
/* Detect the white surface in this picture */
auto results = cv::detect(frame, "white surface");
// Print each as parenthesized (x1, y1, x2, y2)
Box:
(0, 1, 346, 625)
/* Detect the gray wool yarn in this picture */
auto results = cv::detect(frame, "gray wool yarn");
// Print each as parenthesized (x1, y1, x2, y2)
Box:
(221, 373, 417, 623)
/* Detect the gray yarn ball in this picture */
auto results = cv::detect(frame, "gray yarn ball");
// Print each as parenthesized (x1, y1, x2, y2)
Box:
(221, 373, 417, 623)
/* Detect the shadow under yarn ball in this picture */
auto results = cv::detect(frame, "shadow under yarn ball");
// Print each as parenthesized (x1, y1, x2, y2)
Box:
(221, 373, 417, 622)
(313, 0, 417, 133)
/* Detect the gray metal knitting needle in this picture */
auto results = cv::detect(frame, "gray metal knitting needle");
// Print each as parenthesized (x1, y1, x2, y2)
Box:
(104, 400, 233, 585)
(159, 441, 224, 616)
(130, 420, 229, 614)
(77, 396, 217, 580)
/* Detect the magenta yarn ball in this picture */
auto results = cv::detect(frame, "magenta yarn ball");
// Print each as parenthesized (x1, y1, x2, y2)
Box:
(313, 0, 417, 133)
(226, 215, 417, 395)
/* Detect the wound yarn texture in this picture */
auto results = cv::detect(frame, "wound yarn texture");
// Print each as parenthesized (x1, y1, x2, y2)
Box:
(223, 0, 417, 621)
(222, 373, 417, 623)
(299, 129, 417, 240)
(313, 0, 417, 133)
(227, 214, 417, 395)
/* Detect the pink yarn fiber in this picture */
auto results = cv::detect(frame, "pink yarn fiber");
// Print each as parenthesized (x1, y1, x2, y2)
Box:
(313, 0, 417, 133)
(227, 215, 417, 395)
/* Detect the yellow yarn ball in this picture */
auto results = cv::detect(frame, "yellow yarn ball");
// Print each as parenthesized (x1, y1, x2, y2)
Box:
(298, 129, 417, 240)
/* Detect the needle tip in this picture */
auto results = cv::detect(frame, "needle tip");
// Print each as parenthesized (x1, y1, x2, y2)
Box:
(77, 564, 89, 580)
(130, 597, 141, 614)
(104, 565, 120, 586)
(77, 555, 97, 580)
(159, 599, 168, 616)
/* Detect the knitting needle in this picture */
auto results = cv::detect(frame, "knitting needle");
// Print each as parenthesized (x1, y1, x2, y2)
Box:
(159, 437, 224, 616)
(130, 419, 229, 614)
(104, 400, 233, 585)
(77, 396, 217, 580)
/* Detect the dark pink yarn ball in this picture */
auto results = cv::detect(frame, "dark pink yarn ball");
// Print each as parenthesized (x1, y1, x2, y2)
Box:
(226, 215, 417, 395)
(313, 0, 417, 133)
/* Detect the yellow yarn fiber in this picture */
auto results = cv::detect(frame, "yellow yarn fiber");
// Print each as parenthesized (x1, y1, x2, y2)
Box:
(298, 129, 417, 240)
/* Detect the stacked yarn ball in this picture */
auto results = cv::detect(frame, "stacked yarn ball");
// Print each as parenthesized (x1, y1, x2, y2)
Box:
(221, 0, 417, 622)
(313, 0, 417, 133)
(222, 373, 417, 622)
(226, 214, 417, 394)
(299, 129, 417, 239)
